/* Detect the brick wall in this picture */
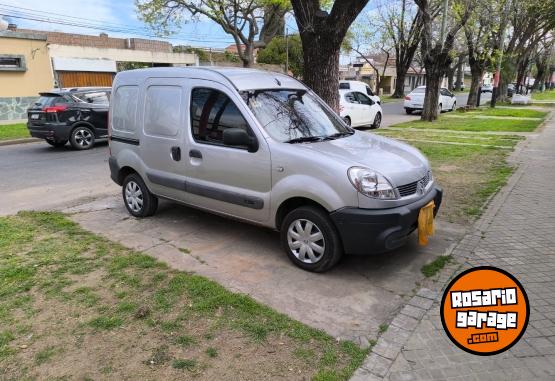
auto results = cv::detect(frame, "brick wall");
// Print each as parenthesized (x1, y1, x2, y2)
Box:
(16, 29, 172, 53)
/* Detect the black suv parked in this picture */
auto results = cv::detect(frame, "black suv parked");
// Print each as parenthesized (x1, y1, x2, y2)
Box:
(27, 87, 111, 150)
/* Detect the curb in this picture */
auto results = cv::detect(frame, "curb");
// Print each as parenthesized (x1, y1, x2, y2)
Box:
(0, 138, 41, 147)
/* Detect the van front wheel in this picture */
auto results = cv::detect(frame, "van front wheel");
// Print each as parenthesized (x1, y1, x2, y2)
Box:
(122, 173, 158, 217)
(280, 206, 343, 272)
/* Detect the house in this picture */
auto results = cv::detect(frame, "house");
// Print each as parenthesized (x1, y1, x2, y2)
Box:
(341, 55, 426, 95)
(0, 25, 198, 121)
(0, 29, 53, 122)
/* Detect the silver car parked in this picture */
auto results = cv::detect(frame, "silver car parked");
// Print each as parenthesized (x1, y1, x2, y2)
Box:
(108, 67, 442, 272)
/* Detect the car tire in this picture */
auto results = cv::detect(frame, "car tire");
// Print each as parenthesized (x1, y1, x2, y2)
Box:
(280, 206, 343, 272)
(343, 116, 351, 126)
(372, 112, 382, 129)
(405, 108, 412, 115)
(122, 173, 158, 218)
(46, 139, 67, 148)
(70, 126, 95, 150)
(451, 101, 456, 111)
(438, 104, 442, 114)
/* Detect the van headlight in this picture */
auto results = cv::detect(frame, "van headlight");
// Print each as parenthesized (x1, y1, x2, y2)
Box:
(348, 167, 397, 199)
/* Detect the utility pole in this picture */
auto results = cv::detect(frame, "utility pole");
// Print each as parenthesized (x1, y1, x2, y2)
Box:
(285, 27, 289, 74)
(491, 0, 512, 108)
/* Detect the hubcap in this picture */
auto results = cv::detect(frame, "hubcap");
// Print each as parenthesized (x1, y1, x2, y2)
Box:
(287, 219, 325, 264)
(125, 181, 144, 213)
(74, 129, 92, 147)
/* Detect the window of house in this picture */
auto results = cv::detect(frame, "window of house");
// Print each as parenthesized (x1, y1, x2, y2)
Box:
(190, 88, 249, 147)
(0, 55, 26, 71)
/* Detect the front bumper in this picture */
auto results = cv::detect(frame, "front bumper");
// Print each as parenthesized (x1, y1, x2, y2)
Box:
(330, 186, 443, 255)
(27, 122, 72, 141)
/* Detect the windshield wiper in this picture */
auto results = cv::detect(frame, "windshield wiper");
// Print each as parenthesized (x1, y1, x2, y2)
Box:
(285, 136, 328, 144)
(326, 131, 355, 139)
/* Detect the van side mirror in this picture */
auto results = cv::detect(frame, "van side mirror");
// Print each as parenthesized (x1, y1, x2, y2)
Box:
(223, 128, 258, 152)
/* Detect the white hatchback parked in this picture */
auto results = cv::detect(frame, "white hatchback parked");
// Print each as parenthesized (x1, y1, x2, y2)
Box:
(404, 86, 457, 114)
(339, 89, 383, 128)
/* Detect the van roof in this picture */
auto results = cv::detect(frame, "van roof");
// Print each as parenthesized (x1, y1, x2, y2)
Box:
(113, 67, 305, 92)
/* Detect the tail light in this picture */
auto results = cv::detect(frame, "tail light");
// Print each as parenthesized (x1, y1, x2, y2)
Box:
(43, 105, 68, 113)
(404, 96, 411, 101)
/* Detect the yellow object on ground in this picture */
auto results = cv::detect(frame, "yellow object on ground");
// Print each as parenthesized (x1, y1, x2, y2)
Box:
(418, 201, 435, 246)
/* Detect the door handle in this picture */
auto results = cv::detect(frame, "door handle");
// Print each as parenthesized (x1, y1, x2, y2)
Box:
(171, 146, 181, 161)
(189, 149, 202, 159)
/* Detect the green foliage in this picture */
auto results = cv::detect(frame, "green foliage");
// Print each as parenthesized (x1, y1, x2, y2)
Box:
(421, 256, 452, 277)
(257, 34, 303, 77)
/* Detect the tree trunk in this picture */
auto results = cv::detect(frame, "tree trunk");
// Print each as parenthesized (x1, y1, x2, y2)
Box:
(447, 67, 455, 91)
(422, 66, 442, 121)
(301, 35, 341, 111)
(467, 68, 483, 107)
(456, 56, 464, 91)
(393, 69, 406, 98)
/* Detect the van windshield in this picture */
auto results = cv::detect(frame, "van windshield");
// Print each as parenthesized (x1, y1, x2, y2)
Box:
(241, 89, 352, 143)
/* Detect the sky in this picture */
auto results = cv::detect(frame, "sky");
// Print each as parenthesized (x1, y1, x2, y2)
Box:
(0, 0, 387, 61)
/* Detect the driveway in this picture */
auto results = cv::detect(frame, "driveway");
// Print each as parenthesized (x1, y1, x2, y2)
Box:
(68, 196, 465, 342)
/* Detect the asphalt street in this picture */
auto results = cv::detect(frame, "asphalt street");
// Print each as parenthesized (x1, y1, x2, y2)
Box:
(0, 141, 117, 215)
(380, 91, 492, 127)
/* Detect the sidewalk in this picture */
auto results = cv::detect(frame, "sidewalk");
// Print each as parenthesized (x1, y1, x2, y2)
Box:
(352, 113, 555, 379)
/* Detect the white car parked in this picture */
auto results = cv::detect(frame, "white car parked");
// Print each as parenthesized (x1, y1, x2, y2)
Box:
(339, 80, 381, 104)
(404, 86, 457, 114)
(339, 89, 382, 128)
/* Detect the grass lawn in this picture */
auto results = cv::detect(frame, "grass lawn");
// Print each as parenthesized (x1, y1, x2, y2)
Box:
(0, 123, 30, 141)
(391, 113, 543, 132)
(532, 90, 555, 101)
(374, 129, 522, 224)
(0, 212, 367, 380)
(462, 107, 548, 119)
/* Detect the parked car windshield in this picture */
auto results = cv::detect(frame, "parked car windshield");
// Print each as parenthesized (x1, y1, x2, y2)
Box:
(242, 89, 352, 143)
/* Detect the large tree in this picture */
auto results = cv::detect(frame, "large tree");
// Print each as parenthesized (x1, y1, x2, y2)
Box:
(414, 0, 474, 121)
(381, 0, 425, 98)
(463, 0, 498, 107)
(496, 0, 555, 101)
(291, 0, 369, 111)
(136, 0, 289, 68)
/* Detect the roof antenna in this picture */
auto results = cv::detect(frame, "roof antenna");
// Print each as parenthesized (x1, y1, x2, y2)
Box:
(275, 78, 281, 86)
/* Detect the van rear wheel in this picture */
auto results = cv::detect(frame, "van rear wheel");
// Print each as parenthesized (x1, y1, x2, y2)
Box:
(122, 173, 158, 217)
(280, 206, 343, 272)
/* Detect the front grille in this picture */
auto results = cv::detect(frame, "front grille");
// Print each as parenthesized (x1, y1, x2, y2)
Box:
(396, 171, 431, 197)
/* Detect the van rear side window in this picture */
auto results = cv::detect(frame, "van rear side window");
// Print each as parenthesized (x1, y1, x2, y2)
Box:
(112, 86, 138, 132)
(144, 86, 182, 137)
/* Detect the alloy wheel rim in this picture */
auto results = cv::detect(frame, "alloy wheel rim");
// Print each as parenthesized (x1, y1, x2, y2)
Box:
(287, 219, 325, 264)
(75, 129, 92, 147)
(375, 113, 381, 127)
(125, 181, 144, 213)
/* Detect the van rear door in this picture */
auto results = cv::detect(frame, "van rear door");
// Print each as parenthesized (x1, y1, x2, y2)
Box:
(139, 77, 189, 202)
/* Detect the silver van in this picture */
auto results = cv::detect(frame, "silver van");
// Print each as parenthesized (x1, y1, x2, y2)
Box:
(108, 67, 442, 272)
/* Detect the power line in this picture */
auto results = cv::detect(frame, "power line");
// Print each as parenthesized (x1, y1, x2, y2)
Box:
(0, 4, 237, 45)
